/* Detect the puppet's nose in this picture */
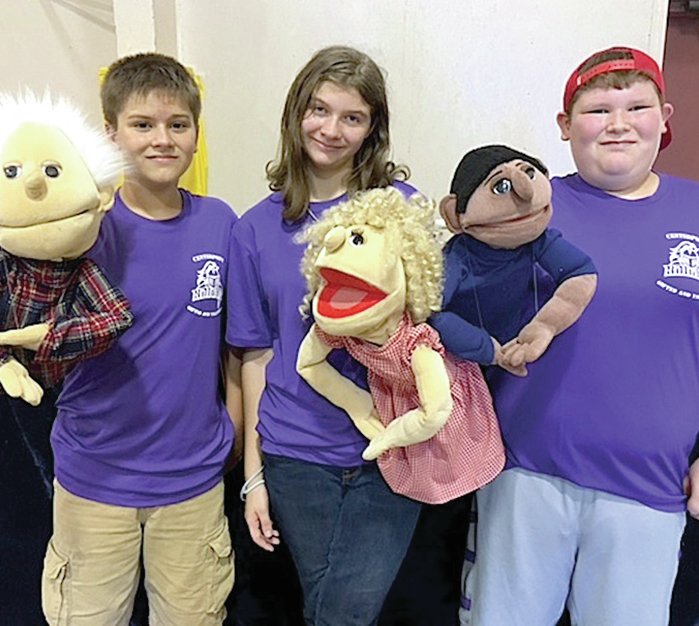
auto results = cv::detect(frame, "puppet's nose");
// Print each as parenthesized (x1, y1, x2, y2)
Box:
(511, 169, 534, 203)
(24, 168, 48, 201)
(323, 226, 346, 253)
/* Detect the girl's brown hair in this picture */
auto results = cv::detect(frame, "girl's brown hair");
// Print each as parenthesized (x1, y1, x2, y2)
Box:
(266, 46, 409, 222)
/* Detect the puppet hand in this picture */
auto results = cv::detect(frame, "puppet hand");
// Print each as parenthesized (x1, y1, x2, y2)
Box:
(0, 323, 50, 351)
(363, 411, 413, 460)
(0, 359, 44, 406)
(362, 404, 447, 461)
(353, 408, 386, 442)
(363, 435, 390, 461)
(244, 485, 280, 552)
(505, 321, 555, 367)
(495, 340, 528, 377)
(685, 459, 699, 519)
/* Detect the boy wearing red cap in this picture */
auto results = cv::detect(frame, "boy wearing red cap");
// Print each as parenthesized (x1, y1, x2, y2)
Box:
(460, 47, 699, 625)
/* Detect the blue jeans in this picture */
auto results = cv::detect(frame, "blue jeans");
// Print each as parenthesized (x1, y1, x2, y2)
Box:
(264, 454, 421, 626)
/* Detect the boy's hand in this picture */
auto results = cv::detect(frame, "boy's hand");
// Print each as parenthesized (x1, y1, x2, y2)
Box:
(244, 486, 280, 552)
(0, 359, 44, 406)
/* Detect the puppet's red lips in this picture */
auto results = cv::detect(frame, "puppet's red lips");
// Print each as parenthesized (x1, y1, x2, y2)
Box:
(316, 268, 387, 319)
(468, 204, 550, 228)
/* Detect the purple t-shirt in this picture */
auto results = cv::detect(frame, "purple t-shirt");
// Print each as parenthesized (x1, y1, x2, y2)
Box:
(53, 191, 236, 507)
(226, 182, 417, 467)
(489, 173, 699, 512)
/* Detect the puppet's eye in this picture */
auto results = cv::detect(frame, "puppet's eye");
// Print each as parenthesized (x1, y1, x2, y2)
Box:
(3, 164, 21, 179)
(524, 166, 536, 179)
(349, 230, 365, 246)
(43, 164, 61, 178)
(492, 178, 512, 195)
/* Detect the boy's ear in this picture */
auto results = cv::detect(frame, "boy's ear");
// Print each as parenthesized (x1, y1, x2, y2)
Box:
(661, 102, 674, 128)
(556, 112, 571, 141)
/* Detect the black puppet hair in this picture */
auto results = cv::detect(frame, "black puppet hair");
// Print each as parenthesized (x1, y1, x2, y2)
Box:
(450, 145, 548, 214)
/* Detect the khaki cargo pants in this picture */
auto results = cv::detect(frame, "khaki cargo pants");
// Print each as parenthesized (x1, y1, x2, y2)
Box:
(42, 480, 234, 625)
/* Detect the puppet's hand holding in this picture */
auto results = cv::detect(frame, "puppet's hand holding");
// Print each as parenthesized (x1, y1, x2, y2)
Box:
(501, 320, 555, 370)
(493, 337, 528, 377)
(0, 359, 43, 406)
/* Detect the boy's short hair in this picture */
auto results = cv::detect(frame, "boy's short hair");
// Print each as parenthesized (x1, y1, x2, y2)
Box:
(101, 52, 201, 127)
(563, 46, 671, 149)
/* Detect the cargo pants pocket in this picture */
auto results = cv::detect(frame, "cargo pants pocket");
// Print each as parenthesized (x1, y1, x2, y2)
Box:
(206, 518, 235, 616)
(41, 539, 70, 625)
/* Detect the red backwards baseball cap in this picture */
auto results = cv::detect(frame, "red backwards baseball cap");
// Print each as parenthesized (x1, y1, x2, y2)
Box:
(563, 46, 672, 150)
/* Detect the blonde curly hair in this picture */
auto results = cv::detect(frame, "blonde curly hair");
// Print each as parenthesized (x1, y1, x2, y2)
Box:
(299, 187, 443, 324)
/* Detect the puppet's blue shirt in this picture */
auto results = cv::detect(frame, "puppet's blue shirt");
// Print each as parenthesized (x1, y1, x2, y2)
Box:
(430, 229, 595, 364)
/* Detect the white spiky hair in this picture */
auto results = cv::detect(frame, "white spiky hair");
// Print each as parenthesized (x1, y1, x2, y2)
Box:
(0, 89, 123, 190)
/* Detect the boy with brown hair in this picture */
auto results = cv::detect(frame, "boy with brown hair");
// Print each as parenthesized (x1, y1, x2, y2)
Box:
(41, 53, 238, 625)
(461, 46, 699, 626)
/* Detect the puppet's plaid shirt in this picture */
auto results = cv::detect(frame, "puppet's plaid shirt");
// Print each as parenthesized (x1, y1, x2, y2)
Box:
(0, 249, 133, 389)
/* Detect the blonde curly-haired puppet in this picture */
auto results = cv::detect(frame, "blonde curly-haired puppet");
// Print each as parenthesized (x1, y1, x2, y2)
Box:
(297, 187, 504, 504)
(0, 91, 133, 406)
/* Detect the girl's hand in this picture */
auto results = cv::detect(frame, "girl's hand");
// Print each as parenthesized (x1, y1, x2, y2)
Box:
(244, 485, 281, 551)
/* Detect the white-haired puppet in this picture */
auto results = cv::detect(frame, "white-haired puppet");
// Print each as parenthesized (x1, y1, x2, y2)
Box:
(0, 91, 133, 406)
(296, 187, 504, 504)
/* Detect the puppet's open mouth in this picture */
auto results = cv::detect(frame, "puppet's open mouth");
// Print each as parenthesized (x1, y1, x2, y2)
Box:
(316, 268, 387, 318)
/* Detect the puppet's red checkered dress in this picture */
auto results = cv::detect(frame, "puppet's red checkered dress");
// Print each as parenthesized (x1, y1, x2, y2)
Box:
(315, 316, 505, 504)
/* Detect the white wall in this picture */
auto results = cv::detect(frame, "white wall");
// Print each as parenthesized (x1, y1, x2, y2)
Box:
(0, 1, 117, 127)
(0, 1, 669, 212)
(177, 0, 669, 212)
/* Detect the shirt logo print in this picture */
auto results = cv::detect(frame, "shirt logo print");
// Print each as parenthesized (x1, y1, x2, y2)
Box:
(663, 241, 699, 281)
(187, 253, 224, 317)
(656, 232, 699, 301)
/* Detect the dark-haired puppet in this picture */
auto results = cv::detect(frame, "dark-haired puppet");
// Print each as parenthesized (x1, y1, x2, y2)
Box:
(296, 188, 504, 503)
(430, 145, 597, 376)
(0, 92, 133, 405)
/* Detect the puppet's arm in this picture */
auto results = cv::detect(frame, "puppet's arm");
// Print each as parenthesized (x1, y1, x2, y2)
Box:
(429, 311, 495, 364)
(362, 345, 453, 460)
(502, 273, 597, 368)
(297, 325, 385, 440)
(502, 231, 597, 371)
(0, 357, 44, 406)
(32, 261, 133, 364)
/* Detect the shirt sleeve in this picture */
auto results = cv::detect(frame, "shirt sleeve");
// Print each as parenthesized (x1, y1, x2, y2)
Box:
(535, 228, 597, 283)
(226, 219, 274, 349)
(429, 311, 494, 365)
(33, 260, 133, 363)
